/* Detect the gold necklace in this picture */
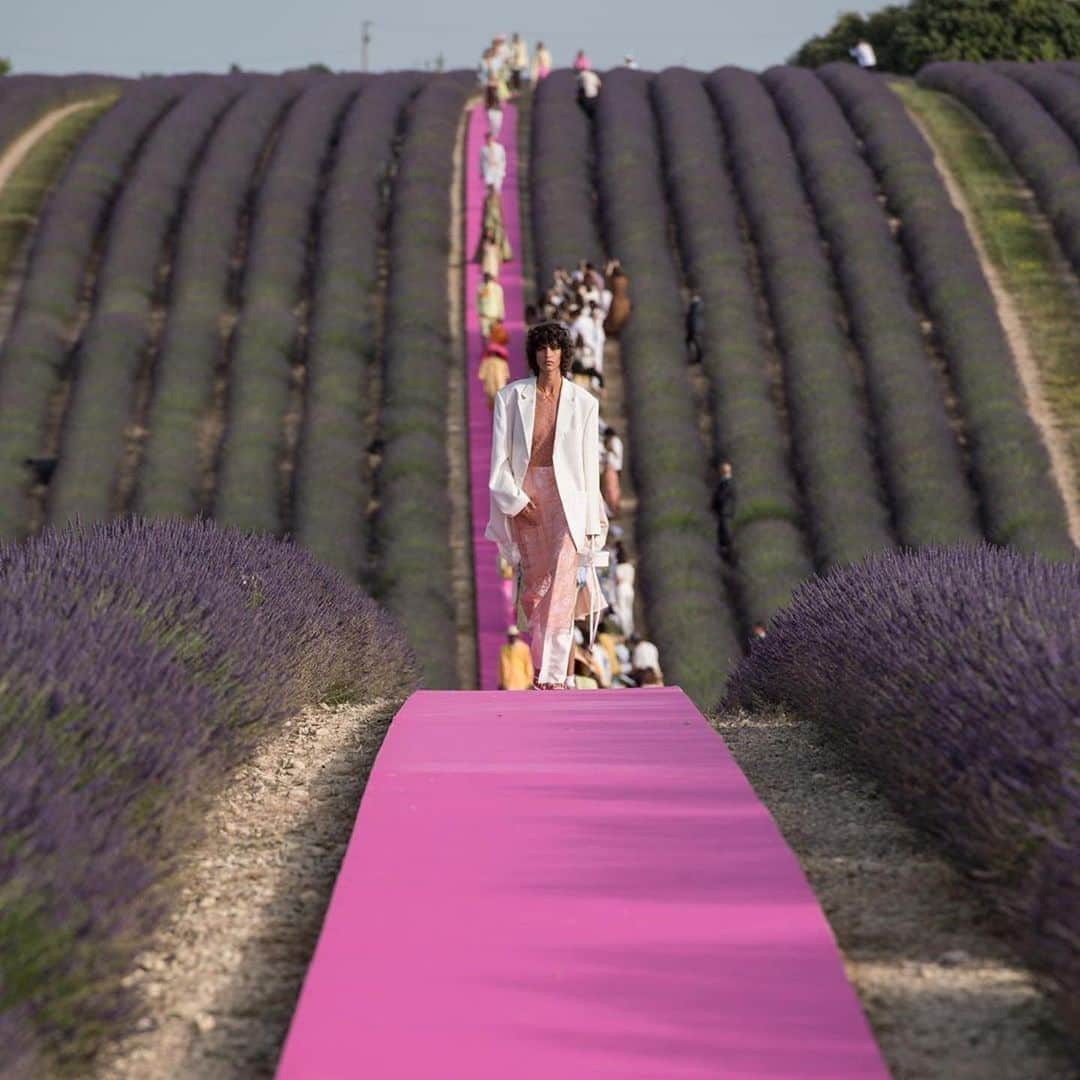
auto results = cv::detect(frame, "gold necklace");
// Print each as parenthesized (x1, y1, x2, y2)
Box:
(536, 380, 560, 401)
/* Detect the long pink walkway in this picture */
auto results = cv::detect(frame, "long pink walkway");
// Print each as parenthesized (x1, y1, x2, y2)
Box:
(277, 690, 886, 1077)
(465, 102, 527, 689)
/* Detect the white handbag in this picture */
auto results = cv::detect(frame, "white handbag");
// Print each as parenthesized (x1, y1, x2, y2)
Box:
(576, 546, 610, 646)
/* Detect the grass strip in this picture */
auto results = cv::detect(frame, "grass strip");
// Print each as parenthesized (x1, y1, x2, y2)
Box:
(0, 96, 116, 288)
(894, 81, 1080, 506)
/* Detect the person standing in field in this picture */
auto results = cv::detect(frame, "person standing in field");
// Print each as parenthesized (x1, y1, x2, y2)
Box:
(531, 41, 552, 82)
(510, 33, 529, 90)
(713, 460, 736, 558)
(850, 40, 877, 70)
(577, 67, 602, 118)
(573, 48, 591, 71)
(498, 625, 534, 690)
(480, 130, 506, 192)
(476, 272, 505, 338)
(486, 321, 608, 690)
(686, 292, 704, 364)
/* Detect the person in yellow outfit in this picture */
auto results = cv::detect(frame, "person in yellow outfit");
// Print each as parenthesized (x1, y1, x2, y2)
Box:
(476, 271, 505, 338)
(499, 625, 534, 690)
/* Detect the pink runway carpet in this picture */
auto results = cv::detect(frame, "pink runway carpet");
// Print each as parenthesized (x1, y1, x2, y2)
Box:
(277, 689, 886, 1078)
(465, 103, 527, 689)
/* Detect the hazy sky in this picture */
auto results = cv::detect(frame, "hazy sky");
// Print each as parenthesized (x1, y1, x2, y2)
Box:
(7, 0, 879, 76)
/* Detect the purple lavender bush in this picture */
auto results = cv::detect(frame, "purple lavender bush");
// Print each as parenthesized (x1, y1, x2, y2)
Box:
(706, 67, 894, 570)
(724, 544, 1080, 1026)
(294, 72, 424, 581)
(0, 516, 416, 1072)
(375, 74, 471, 688)
(48, 77, 246, 528)
(593, 68, 743, 704)
(819, 63, 1073, 560)
(137, 77, 305, 520)
(652, 68, 813, 627)
(214, 74, 367, 535)
(920, 61, 1080, 276)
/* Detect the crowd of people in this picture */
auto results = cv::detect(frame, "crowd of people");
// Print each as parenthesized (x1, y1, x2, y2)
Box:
(472, 34, 676, 691)
(490, 254, 666, 690)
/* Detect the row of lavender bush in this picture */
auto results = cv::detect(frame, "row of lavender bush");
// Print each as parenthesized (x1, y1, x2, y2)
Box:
(650, 68, 812, 627)
(214, 75, 367, 534)
(0, 79, 183, 540)
(920, 61, 1080, 276)
(135, 77, 306, 519)
(763, 65, 981, 548)
(820, 64, 1073, 559)
(724, 544, 1079, 1033)
(706, 68, 894, 569)
(0, 516, 416, 1074)
(529, 70, 604, 282)
(47, 78, 246, 527)
(373, 73, 472, 688)
(995, 61, 1080, 152)
(593, 69, 743, 704)
(294, 73, 424, 582)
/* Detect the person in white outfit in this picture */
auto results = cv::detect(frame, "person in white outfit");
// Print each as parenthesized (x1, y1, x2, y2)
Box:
(613, 541, 635, 638)
(850, 40, 877, 70)
(480, 131, 506, 192)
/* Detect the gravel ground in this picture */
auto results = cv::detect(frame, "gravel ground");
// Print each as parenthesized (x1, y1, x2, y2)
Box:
(92, 700, 399, 1080)
(90, 698, 1076, 1079)
(711, 709, 1077, 1080)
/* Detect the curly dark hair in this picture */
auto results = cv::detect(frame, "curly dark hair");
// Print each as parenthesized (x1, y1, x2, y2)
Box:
(525, 320, 574, 377)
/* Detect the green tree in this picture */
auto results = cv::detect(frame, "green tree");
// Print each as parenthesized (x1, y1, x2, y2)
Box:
(789, 0, 1080, 75)
(0, 58, 11, 76)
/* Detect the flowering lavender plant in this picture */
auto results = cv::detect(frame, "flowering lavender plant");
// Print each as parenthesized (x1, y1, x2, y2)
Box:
(725, 544, 1079, 1025)
(0, 516, 415, 1071)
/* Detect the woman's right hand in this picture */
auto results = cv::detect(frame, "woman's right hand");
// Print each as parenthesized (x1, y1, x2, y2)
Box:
(516, 499, 540, 526)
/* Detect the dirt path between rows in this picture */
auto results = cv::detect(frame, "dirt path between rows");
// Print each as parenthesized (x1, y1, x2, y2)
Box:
(905, 107, 1080, 548)
(91, 700, 400, 1079)
(0, 99, 100, 192)
(713, 710, 1076, 1079)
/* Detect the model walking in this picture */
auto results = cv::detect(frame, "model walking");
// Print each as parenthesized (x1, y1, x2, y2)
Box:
(486, 322, 608, 688)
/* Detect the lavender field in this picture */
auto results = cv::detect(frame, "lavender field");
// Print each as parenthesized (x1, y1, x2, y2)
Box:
(0, 56, 1077, 1070)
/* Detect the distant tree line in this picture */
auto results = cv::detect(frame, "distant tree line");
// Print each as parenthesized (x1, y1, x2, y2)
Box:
(790, 0, 1080, 74)
(0, 59, 12, 76)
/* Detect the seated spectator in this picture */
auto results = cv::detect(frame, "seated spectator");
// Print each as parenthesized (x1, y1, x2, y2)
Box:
(614, 542, 635, 635)
(499, 625, 534, 690)
(604, 259, 631, 335)
(602, 428, 622, 516)
(630, 634, 662, 685)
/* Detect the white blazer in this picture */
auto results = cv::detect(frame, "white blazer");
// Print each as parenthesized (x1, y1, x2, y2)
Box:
(485, 376, 606, 564)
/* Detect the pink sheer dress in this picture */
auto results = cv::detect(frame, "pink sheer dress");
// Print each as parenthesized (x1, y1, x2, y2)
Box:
(512, 387, 590, 686)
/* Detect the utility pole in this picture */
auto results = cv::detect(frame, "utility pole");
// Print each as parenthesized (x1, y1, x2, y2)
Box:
(361, 20, 372, 72)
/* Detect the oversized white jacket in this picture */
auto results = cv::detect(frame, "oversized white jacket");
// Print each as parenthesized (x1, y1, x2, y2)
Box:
(485, 376, 606, 564)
